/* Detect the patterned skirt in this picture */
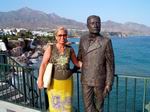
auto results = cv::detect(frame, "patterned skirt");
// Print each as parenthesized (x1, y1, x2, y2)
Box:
(47, 77, 73, 112)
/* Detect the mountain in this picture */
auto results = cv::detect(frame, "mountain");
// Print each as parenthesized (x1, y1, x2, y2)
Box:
(0, 7, 150, 35)
(102, 20, 150, 35)
(0, 7, 86, 30)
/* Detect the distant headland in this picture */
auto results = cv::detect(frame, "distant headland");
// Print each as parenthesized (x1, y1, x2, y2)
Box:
(0, 7, 150, 36)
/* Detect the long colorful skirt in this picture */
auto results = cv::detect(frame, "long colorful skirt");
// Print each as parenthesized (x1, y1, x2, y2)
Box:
(47, 77, 73, 112)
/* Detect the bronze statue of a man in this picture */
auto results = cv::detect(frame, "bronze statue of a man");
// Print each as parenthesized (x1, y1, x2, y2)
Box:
(78, 15, 115, 112)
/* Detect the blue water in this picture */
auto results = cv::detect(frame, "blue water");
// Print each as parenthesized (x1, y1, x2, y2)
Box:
(112, 36, 150, 76)
(68, 36, 150, 76)
(68, 36, 150, 112)
(35, 36, 150, 111)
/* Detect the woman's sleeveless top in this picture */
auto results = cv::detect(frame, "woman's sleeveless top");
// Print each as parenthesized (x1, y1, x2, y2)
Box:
(50, 45, 72, 80)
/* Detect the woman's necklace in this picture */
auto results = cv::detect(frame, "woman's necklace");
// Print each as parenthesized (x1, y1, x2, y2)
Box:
(56, 44, 65, 54)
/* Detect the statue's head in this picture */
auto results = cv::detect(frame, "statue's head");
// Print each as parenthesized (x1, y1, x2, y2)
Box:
(87, 15, 101, 34)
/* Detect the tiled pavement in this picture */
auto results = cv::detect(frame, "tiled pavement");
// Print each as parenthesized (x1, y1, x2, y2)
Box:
(0, 100, 41, 112)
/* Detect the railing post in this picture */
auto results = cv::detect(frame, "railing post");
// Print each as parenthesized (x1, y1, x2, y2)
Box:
(30, 72, 35, 107)
(22, 68, 27, 103)
(77, 71, 80, 112)
(143, 79, 147, 112)
(133, 79, 136, 112)
(116, 76, 118, 112)
(107, 93, 110, 112)
(125, 77, 128, 112)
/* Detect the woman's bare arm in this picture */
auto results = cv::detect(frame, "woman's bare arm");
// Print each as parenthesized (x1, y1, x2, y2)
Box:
(37, 45, 52, 89)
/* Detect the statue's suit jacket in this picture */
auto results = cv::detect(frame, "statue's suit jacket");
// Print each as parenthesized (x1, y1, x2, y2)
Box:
(78, 34, 115, 87)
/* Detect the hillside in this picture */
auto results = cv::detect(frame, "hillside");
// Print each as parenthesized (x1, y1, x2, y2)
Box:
(0, 7, 86, 30)
(102, 20, 150, 35)
(0, 7, 150, 35)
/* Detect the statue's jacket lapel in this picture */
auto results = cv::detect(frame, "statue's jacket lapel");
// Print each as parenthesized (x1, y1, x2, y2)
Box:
(86, 37, 102, 53)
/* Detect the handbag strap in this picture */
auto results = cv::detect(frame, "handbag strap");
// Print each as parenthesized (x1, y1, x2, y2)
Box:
(49, 44, 53, 63)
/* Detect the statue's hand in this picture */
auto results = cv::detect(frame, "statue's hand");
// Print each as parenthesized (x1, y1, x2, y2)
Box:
(103, 85, 111, 98)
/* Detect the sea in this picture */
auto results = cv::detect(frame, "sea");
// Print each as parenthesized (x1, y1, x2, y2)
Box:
(67, 36, 150, 112)
(34, 36, 150, 112)
(68, 36, 150, 76)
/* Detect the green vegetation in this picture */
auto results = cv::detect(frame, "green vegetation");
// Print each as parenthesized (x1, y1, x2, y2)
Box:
(0, 31, 55, 44)
(36, 35, 55, 43)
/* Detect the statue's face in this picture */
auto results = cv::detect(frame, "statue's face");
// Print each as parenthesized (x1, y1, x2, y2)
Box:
(87, 17, 101, 34)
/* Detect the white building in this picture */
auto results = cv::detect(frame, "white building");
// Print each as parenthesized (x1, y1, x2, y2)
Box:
(0, 40, 7, 51)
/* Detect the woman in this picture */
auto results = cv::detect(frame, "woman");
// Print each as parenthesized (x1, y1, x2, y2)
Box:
(37, 26, 82, 112)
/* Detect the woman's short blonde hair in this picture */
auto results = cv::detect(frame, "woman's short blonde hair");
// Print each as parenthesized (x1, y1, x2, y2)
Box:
(54, 26, 68, 36)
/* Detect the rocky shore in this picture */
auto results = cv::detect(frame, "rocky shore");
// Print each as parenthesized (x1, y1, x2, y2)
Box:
(7, 38, 48, 66)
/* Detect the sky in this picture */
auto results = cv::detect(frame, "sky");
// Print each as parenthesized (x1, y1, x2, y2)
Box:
(0, 0, 150, 27)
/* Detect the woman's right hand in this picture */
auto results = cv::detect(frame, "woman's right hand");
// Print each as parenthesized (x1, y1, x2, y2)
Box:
(37, 78, 44, 89)
(79, 61, 82, 68)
